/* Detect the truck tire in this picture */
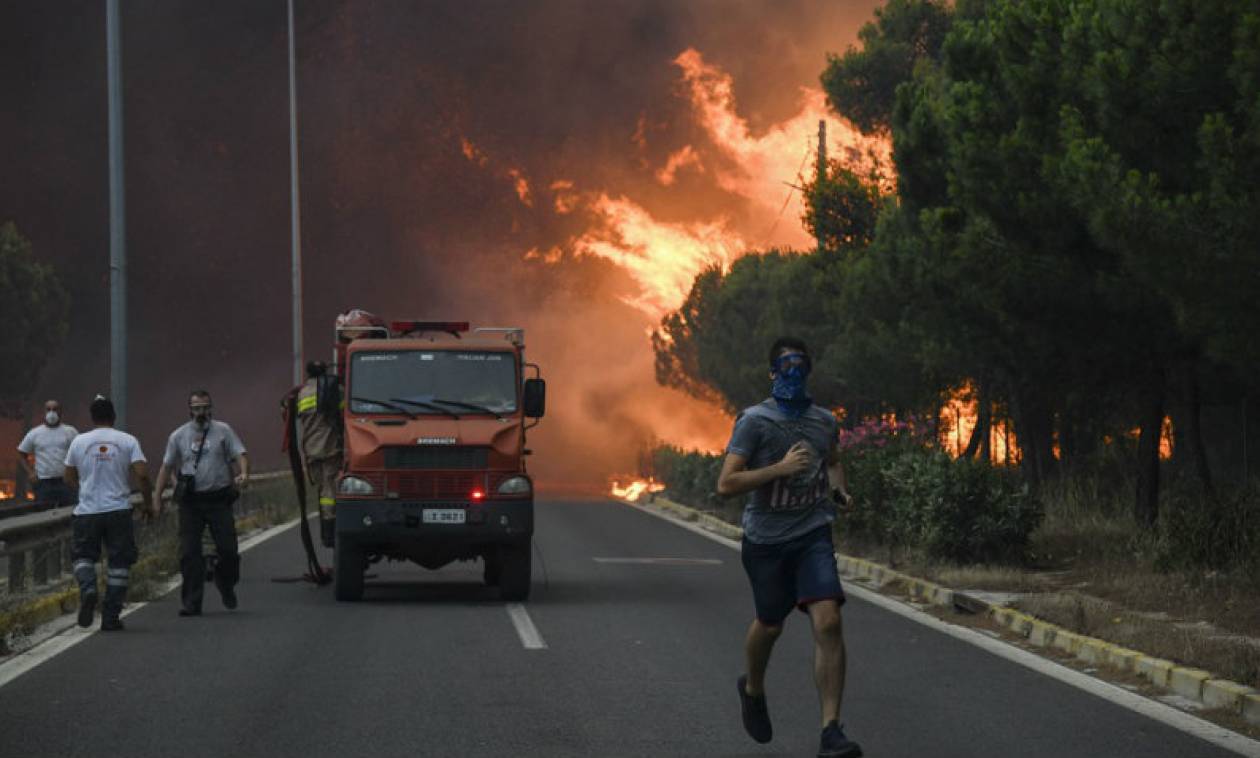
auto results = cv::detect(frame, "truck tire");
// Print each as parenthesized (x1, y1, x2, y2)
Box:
(483, 550, 503, 587)
(334, 539, 365, 601)
(498, 541, 532, 601)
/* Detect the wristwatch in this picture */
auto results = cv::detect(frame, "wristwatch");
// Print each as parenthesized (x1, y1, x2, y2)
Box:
(830, 487, 852, 506)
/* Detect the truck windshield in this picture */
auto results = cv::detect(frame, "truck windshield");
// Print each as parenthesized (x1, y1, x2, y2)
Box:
(349, 350, 518, 415)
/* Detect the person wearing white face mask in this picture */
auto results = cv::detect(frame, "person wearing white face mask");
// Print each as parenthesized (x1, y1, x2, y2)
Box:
(16, 399, 80, 509)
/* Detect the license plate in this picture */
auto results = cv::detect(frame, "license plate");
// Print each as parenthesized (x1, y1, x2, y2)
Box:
(422, 508, 466, 524)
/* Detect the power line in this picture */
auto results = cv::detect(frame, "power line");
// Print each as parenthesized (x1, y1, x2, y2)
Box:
(760, 135, 815, 248)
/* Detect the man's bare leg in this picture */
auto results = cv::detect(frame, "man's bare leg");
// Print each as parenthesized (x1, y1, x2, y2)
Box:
(808, 600, 846, 726)
(743, 618, 783, 694)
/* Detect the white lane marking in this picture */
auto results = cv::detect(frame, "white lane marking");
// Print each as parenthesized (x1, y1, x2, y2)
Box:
(505, 603, 547, 650)
(0, 514, 309, 691)
(593, 557, 723, 565)
(617, 498, 1260, 758)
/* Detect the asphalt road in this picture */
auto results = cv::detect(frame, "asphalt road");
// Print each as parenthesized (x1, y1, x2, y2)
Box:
(0, 497, 1244, 757)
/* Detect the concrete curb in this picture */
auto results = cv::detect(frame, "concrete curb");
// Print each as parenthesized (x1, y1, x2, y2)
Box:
(626, 493, 1260, 726)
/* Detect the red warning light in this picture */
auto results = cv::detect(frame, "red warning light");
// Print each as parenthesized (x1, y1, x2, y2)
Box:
(391, 321, 470, 336)
(471, 490, 485, 501)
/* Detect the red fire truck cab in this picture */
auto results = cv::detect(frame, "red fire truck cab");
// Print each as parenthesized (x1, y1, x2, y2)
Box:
(330, 319, 545, 601)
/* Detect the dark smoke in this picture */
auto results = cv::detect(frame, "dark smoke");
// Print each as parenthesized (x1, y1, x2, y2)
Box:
(1, 1, 879, 489)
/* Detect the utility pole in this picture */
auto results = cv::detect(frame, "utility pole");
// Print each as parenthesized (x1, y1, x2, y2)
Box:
(288, 0, 303, 387)
(815, 119, 827, 252)
(107, 0, 127, 428)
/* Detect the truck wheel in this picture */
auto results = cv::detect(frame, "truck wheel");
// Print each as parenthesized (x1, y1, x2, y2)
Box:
(498, 541, 532, 601)
(483, 551, 503, 587)
(334, 539, 365, 601)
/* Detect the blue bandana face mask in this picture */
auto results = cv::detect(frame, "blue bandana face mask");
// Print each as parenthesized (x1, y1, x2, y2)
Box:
(771, 353, 812, 415)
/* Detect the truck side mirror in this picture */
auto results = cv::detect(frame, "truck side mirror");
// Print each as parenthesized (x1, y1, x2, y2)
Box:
(523, 378, 546, 418)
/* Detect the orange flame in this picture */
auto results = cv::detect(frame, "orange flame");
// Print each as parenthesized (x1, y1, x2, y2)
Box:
(939, 383, 1020, 466)
(507, 168, 533, 207)
(1125, 418, 1174, 460)
(515, 48, 892, 320)
(460, 137, 488, 167)
(610, 478, 666, 501)
(0, 479, 32, 501)
(573, 194, 745, 316)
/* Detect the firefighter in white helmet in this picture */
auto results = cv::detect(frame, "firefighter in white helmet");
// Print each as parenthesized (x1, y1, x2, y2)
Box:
(298, 360, 343, 545)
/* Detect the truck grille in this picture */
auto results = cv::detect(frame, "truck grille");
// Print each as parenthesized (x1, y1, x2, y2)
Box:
(357, 471, 515, 500)
(383, 446, 489, 470)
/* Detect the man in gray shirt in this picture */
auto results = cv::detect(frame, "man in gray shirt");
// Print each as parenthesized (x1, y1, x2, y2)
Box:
(153, 390, 249, 616)
(717, 337, 861, 758)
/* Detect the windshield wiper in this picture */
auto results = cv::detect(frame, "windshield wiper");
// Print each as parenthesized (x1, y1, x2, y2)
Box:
(349, 396, 417, 419)
(428, 397, 505, 420)
(389, 397, 461, 419)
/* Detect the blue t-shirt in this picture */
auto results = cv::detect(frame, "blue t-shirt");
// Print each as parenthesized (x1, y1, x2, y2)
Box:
(725, 399, 838, 544)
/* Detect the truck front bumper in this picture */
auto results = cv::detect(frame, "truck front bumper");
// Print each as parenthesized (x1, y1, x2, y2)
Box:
(333, 498, 533, 551)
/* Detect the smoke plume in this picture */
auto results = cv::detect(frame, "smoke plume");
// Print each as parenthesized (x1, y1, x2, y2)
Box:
(0, 1, 882, 492)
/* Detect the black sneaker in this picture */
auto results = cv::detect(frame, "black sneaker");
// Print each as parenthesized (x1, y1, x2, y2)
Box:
(221, 587, 237, 610)
(736, 675, 772, 744)
(77, 590, 97, 629)
(178, 607, 202, 617)
(818, 720, 862, 758)
(100, 617, 124, 632)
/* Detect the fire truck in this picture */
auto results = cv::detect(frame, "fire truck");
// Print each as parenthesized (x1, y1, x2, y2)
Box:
(325, 316, 545, 601)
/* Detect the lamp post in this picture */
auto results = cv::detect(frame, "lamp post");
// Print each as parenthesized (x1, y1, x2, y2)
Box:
(107, 0, 127, 427)
(288, 0, 303, 386)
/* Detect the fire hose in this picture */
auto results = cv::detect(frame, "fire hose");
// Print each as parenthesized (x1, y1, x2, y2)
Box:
(278, 388, 331, 585)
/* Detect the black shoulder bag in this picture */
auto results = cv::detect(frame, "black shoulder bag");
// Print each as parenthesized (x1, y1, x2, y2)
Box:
(173, 425, 210, 504)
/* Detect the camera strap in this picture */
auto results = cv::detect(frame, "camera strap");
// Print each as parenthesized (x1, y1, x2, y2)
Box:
(189, 425, 210, 485)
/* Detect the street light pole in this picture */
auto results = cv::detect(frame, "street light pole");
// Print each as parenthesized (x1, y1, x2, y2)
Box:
(288, 0, 303, 387)
(107, 0, 127, 428)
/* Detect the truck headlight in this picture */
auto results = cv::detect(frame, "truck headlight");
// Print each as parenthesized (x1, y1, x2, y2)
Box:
(338, 476, 374, 495)
(496, 476, 532, 496)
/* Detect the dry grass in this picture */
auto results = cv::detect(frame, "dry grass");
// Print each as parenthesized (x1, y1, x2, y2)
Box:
(837, 479, 1260, 688)
(1017, 591, 1260, 689)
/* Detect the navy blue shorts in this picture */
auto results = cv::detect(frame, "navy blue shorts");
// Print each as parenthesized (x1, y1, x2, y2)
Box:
(741, 525, 845, 625)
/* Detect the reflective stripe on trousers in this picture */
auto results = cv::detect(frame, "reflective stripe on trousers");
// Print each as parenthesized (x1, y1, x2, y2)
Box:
(73, 559, 96, 592)
(106, 566, 129, 588)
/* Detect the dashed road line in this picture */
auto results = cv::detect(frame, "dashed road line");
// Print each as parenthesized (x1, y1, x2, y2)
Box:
(592, 557, 722, 565)
(505, 602, 547, 650)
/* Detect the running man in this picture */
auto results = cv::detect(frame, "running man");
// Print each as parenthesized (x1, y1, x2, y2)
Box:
(717, 336, 861, 758)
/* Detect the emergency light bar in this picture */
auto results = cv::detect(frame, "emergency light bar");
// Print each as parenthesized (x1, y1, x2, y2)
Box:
(390, 321, 470, 336)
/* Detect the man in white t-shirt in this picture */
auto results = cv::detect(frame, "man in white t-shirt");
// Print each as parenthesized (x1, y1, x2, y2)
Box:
(16, 399, 79, 508)
(63, 396, 154, 632)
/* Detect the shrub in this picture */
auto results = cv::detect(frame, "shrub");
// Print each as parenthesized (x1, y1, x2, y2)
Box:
(840, 419, 1041, 563)
(652, 446, 725, 511)
(651, 414, 1042, 565)
(1156, 483, 1260, 576)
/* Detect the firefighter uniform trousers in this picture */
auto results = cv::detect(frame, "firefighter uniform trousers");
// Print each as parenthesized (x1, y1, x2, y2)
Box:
(72, 510, 139, 623)
(307, 455, 339, 523)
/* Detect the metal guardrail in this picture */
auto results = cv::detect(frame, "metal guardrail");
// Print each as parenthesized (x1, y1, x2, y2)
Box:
(0, 471, 290, 596)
